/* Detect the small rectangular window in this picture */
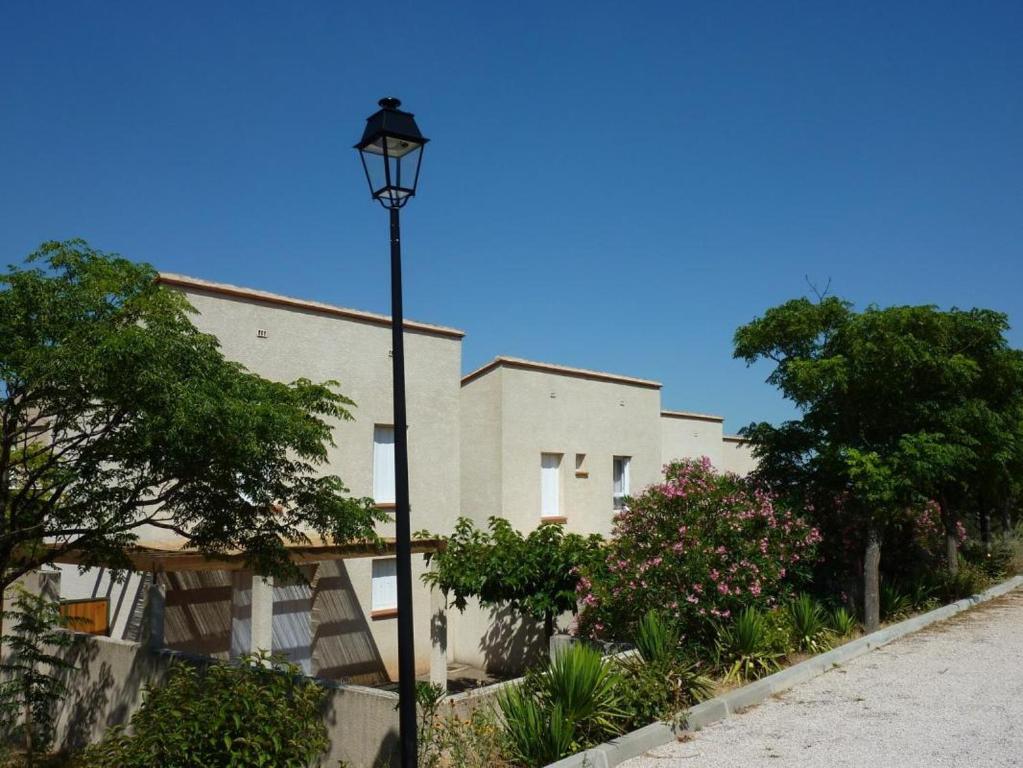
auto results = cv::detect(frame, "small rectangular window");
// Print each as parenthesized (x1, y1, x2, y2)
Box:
(541, 453, 562, 519)
(373, 425, 396, 504)
(613, 456, 631, 509)
(371, 558, 398, 613)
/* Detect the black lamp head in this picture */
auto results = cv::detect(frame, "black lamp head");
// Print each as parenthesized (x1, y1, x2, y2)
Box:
(356, 97, 429, 208)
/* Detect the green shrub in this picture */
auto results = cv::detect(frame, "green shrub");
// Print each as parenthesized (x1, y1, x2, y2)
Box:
(829, 606, 858, 637)
(939, 558, 992, 601)
(714, 608, 785, 683)
(786, 594, 832, 653)
(614, 655, 713, 732)
(880, 582, 913, 621)
(962, 539, 1015, 580)
(417, 698, 510, 768)
(81, 653, 328, 768)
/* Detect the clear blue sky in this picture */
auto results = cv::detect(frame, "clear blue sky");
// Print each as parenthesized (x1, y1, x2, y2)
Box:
(2, 2, 1021, 430)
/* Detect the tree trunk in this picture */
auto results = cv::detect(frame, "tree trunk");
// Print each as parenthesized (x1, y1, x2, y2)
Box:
(543, 611, 555, 641)
(938, 496, 959, 576)
(863, 528, 881, 634)
(980, 507, 993, 552)
(1002, 499, 1014, 535)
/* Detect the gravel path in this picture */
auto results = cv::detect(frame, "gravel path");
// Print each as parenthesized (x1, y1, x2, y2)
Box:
(624, 589, 1023, 768)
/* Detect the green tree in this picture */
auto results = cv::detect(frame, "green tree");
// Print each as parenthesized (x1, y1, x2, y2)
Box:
(735, 297, 1023, 630)
(421, 517, 603, 639)
(0, 586, 76, 765)
(0, 240, 384, 605)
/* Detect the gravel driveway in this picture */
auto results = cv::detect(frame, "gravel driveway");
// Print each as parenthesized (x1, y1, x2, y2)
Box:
(624, 589, 1023, 768)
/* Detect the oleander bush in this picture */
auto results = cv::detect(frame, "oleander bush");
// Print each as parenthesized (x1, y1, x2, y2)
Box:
(577, 458, 819, 646)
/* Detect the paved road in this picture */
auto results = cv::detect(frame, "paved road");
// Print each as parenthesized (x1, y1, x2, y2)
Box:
(624, 589, 1023, 768)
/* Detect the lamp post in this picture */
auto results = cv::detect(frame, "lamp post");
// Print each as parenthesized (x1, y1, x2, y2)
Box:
(355, 97, 429, 768)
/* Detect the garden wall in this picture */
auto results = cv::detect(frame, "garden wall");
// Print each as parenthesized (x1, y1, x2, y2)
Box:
(4, 630, 403, 768)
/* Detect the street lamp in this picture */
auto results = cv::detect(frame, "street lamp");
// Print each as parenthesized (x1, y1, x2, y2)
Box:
(355, 97, 429, 768)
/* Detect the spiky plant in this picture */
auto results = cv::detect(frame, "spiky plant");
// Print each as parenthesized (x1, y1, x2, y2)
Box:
(829, 606, 858, 637)
(787, 594, 832, 653)
(633, 610, 679, 665)
(714, 608, 784, 682)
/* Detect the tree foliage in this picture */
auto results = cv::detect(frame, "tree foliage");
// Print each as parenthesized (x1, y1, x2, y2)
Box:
(0, 587, 75, 762)
(734, 296, 1023, 626)
(0, 240, 385, 591)
(421, 517, 604, 637)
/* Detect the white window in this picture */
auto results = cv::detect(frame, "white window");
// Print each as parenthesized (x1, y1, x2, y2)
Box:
(373, 425, 396, 504)
(541, 453, 562, 519)
(613, 456, 631, 509)
(371, 558, 398, 613)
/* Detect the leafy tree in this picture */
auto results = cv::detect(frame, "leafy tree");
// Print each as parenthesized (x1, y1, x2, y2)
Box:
(82, 652, 328, 768)
(421, 517, 604, 639)
(734, 296, 1023, 630)
(0, 586, 76, 765)
(0, 240, 385, 610)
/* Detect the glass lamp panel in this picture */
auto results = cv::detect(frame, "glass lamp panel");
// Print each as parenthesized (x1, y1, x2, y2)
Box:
(361, 135, 423, 158)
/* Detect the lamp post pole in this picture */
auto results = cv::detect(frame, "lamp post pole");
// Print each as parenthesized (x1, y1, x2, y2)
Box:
(354, 97, 429, 768)
(388, 205, 417, 768)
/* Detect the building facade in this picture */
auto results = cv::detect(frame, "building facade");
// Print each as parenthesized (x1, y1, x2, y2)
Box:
(50, 274, 755, 684)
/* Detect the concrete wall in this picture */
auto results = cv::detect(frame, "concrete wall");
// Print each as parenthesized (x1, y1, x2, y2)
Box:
(158, 281, 463, 544)
(1, 630, 404, 768)
(720, 436, 757, 476)
(462, 362, 663, 538)
(459, 366, 504, 523)
(660, 412, 725, 469)
(54, 565, 148, 640)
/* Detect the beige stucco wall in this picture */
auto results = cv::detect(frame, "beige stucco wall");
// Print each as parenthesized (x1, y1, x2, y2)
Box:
(459, 366, 504, 524)
(660, 412, 726, 469)
(168, 284, 462, 541)
(84, 280, 463, 684)
(494, 365, 662, 538)
(720, 436, 758, 476)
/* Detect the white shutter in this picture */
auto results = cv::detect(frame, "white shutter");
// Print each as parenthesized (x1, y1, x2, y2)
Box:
(373, 425, 396, 503)
(371, 559, 398, 611)
(541, 453, 561, 518)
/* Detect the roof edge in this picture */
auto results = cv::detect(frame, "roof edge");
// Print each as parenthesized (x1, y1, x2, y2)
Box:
(462, 356, 661, 390)
(158, 273, 466, 340)
(723, 434, 750, 443)
(661, 409, 725, 423)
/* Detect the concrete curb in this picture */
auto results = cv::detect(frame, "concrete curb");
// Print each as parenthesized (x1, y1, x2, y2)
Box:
(545, 574, 1023, 768)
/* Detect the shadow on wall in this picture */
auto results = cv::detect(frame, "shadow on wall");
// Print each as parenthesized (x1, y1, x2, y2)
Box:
(162, 571, 232, 659)
(54, 633, 182, 751)
(480, 604, 546, 677)
(312, 560, 388, 685)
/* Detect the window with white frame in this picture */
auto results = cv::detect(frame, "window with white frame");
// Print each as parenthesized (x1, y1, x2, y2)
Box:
(540, 453, 562, 519)
(613, 456, 631, 509)
(373, 425, 396, 504)
(371, 558, 398, 613)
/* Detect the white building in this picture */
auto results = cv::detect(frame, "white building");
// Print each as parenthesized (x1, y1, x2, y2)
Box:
(48, 274, 754, 683)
